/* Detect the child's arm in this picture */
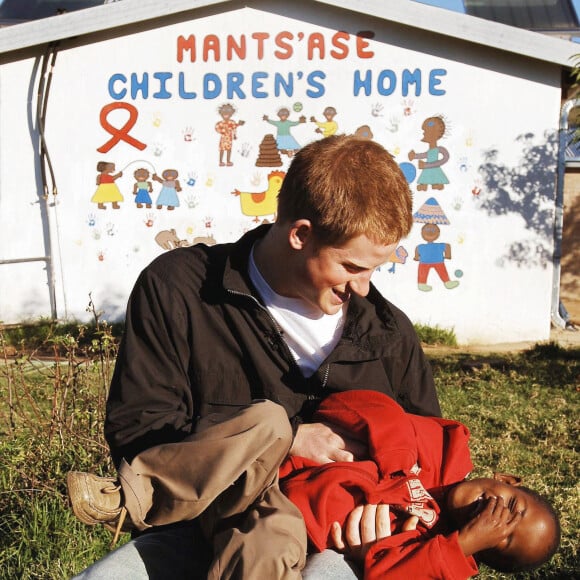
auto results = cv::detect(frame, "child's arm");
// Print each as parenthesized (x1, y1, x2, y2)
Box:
(362, 497, 522, 580)
(365, 530, 479, 580)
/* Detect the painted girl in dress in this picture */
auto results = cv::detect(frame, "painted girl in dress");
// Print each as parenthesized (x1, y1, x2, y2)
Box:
(408, 116, 450, 191)
(263, 107, 306, 157)
(91, 161, 123, 209)
(153, 169, 182, 211)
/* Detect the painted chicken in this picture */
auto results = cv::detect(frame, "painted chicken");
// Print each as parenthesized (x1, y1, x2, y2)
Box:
(232, 170, 285, 222)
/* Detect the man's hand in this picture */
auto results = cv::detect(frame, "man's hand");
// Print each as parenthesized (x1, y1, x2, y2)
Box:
(329, 505, 419, 561)
(290, 422, 367, 463)
(457, 496, 523, 556)
(330, 504, 391, 561)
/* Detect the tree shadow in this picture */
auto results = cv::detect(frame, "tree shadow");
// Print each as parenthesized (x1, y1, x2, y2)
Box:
(477, 132, 557, 268)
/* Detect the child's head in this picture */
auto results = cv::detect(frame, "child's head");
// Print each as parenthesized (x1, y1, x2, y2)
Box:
(446, 474, 560, 573)
(218, 103, 235, 118)
(97, 161, 114, 173)
(162, 169, 178, 180)
(134, 168, 149, 180)
(422, 116, 446, 141)
(421, 223, 440, 242)
(323, 106, 337, 119)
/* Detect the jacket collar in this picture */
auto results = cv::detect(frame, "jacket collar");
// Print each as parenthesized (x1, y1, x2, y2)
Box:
(221, 224, 400, 349)
(222, 223, 271, 296)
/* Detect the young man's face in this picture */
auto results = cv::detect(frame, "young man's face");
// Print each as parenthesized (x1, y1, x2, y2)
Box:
(290, 229, 397, 315)
(446, 477, 554, 568)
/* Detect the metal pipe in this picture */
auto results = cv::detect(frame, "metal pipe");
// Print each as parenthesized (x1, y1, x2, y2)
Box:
(0, 256, 51, 265)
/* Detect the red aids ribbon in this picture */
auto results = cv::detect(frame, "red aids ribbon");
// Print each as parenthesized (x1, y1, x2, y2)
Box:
(97, 102, 147, 153)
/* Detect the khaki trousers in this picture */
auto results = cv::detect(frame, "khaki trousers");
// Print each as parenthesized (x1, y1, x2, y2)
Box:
(117, 400, 307, 579)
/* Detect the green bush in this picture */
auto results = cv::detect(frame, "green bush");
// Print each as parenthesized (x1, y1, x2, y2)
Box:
(414, 322, 458, 346)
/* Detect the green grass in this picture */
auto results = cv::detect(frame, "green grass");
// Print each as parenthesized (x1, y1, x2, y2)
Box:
(0, 321, 578, 579)
(0, 318, 119, 578)
(432, 343, 579, 579)
(414, 322, 458, 347)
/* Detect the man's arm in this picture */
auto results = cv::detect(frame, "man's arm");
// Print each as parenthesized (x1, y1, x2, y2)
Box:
(387, 300, 441, 417)
(105, 265, 194, 466)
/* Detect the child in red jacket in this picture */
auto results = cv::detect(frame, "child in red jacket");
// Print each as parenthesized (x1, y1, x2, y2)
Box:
(280, 390, 560, 579)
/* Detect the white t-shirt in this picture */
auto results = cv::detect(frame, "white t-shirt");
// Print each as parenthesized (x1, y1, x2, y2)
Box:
(249, 247, 346, 377)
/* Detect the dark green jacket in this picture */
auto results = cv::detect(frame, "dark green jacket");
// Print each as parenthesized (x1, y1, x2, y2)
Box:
(105, 225, 440, 466)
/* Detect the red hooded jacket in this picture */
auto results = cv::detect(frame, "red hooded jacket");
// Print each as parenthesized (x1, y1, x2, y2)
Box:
(279, 390, 479, 579)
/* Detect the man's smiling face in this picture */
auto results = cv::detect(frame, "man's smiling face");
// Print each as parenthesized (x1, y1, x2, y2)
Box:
(290, 232, 397, 315)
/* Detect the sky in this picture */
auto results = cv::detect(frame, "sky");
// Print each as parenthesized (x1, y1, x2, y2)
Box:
(412, 0, 465, 11)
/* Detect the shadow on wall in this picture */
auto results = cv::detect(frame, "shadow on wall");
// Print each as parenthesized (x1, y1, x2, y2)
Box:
(477, 131, 557, 269)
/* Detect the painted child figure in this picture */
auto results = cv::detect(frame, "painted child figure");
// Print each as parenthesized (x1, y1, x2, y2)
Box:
(408, 116, 450, 191)
(132, 168, 153, 209)
(415, 223, 459, 291)
(280, 390, 560, 579)
(153, 169, 182, 211)
(215, 102, 245, 167)
(91, 161, 123, 210)
(263, 107, 306, 157)
(310, 106, 338, 138)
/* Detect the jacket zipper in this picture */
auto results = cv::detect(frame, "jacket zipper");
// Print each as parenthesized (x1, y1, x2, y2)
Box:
(227, 288, 330, 396)
(321, 364, 330, 389)
(226, 288, 301, 368)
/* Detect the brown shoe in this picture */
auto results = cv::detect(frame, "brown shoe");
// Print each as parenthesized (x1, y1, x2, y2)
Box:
(67, 471, 132, 545)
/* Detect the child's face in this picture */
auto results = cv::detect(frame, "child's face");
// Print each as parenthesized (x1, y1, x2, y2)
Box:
(446, 476, 554, 568)
(421, 224, 440, 242)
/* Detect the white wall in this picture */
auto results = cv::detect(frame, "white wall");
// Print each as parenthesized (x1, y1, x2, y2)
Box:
(0, 4, 562, 343)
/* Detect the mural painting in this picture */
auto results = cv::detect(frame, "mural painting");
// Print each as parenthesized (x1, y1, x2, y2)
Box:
(262, 107, 306, 157)
(408, 116, 450, 191)
(310, 106, 339, 137)
(232, 170, 285, 222)
(412, 197, 460, 292)
(0, 5, 552, 342)
(215, 103, 245, 166)
(88, 104, 468, 301)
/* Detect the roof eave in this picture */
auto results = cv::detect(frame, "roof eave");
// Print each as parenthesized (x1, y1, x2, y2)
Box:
(0, 0, 577, 68)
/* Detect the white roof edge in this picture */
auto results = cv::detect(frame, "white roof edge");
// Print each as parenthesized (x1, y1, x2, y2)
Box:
(0, 0, 578, 68)
(0, 0, 226, 54)
(317, 0, 579, 67)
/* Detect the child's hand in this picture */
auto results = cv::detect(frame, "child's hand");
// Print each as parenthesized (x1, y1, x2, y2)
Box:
(457, 496, 523, 556)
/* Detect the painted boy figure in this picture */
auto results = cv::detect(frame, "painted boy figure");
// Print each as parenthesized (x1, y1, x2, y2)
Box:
(415, 223, 459, 291)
